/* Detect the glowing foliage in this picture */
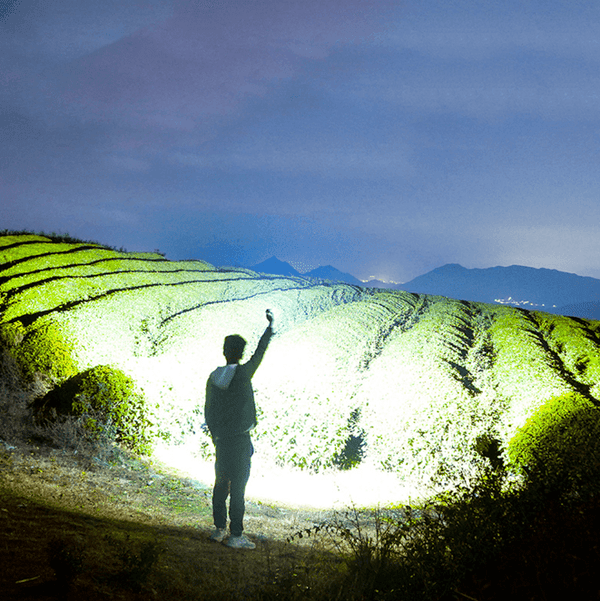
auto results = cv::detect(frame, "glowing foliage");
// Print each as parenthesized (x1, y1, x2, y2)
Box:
(7, 319, 77, 384)
(254, 389, 362, 471)
(3, 232, 600, 479)
(508, 392, 600, 497)
(533, 313, 600, 398)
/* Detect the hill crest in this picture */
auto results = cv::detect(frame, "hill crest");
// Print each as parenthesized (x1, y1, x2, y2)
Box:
(2, 234, 600, 486)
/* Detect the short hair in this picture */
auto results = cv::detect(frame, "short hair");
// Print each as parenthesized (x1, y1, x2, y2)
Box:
(223, 335, 246, 362)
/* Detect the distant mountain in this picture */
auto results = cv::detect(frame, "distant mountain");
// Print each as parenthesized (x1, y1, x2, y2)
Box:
(398, 264, 600, 316)
(250, 258, 365, 285)
(305, 265, 363, 286)
(250, 256, 301, 277)
(248, 258, 600, 320)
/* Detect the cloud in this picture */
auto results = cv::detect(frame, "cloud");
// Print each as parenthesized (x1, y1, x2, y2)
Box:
(361, 0, 600, 121)
(104, 154, 152, 172)
(170, 136, 414, 180)
(3, 0, 599, 285)
(34, 0, 397, 130)
(490, 224, 600, 278)
(387, 0, 600, 60)
(350, 53, 600, 122)
(1, 0, 174, 60)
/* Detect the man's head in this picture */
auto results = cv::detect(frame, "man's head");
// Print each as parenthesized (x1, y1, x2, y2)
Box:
(223, 334, 246, 364)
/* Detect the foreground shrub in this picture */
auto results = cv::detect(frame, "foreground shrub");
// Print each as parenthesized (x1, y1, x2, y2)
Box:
(508, 391, 600, 499)
(1, 319, 77, 385)
(33, 365, 152, 454)
(287, 438, 514, 600)
(289, 432, 600, 601)
(106, 534, 163, 593)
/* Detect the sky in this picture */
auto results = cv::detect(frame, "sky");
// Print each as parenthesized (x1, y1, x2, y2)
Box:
(1, 0, 599, 283)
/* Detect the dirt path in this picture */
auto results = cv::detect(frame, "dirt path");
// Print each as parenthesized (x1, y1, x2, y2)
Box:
(0, 438, 335, 539)
(1, 438, 350, 600)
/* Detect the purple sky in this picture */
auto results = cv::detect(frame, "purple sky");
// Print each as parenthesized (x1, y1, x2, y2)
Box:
(2, 0, 600, 282)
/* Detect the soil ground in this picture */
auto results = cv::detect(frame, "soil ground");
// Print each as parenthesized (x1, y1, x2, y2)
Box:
(0, 438, 346, 600)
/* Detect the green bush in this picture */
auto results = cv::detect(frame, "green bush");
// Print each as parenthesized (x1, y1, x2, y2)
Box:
(508, 392, 600, 498)
(34, 365, 153, 454)
(2, 320, 77, 384)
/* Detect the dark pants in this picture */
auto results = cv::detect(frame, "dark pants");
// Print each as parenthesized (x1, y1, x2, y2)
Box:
(212, 434, 253, 537)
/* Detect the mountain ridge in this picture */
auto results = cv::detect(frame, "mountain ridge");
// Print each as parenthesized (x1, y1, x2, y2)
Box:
(398, 263, 600, 317)
(248, 257, 600, 319)
(250, 256, 302, 278)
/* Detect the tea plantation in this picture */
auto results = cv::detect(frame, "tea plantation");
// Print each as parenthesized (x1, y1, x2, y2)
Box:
(2, 233, 600, 486)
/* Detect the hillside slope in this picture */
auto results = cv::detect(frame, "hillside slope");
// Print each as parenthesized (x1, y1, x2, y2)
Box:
(2, 234, 600, 485)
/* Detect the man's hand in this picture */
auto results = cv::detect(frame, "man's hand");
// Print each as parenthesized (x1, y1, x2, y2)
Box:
(266, 309, 274, 327)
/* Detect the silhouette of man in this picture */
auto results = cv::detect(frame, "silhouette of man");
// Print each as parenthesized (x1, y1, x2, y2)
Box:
(204, 309, 274, 549)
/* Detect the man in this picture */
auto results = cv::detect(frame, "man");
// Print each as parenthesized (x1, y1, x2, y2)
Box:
(204, 309, 274, 549)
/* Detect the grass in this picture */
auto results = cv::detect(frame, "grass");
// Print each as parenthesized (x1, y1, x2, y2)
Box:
(2, 423, 600, 600)
(0, 430, 344, 601)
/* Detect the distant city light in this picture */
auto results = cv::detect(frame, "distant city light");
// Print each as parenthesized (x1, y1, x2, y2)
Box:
(494, 298, 546, 308)
(362, 276, 403, 285)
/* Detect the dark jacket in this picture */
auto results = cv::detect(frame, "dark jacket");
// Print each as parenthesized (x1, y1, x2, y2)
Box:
(205, 326, 272, 440)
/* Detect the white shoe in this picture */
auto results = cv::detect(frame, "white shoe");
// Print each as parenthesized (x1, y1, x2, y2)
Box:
(225, 534, 256, 549)
(209, 528, 226, 543)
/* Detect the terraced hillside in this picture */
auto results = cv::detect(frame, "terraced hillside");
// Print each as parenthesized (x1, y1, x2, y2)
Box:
(2, 234, 600, 485)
